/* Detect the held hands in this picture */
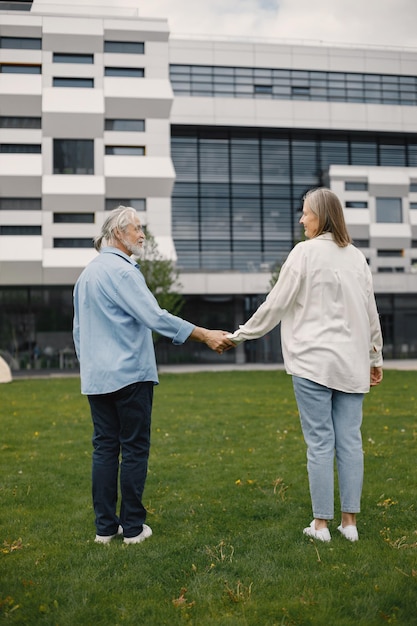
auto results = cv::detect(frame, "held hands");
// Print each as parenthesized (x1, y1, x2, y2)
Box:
(204, 330, 236, 354)
(370, 366, 383, 387)
(190, 326, 236, 354)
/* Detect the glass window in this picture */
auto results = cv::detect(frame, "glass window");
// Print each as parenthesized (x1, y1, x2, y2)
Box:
(104, 67, 144, 77)
(104, 41, 144, 54)
(320, 139, 349, 168)
(351, 141, 378, 165)
(53, 53, 94, 64)
(345, 201, 368, 208)
(170, 64, 190, 74)
(191, 65, 212, 75)
(410, 183, 417, 192)
(345, 181, 368, 191)
(409, 144, 417, 167)
(376, 197, 402, 223)
(410, 203, 417, 210)
(214, 66, 234, 76)
(328, 88, 346, 99)
(53, 139, 94, 174)
(0, 225, 41, 235)
(105, 146, 145, 155)
(377, 249, 403, 257)
(0, 144, 41, 153)
(380, 143, 407, 166)
(105, 198, 146, 211)
(291, 70, 309, 80)
(169, 64, 417, 109)
(53, 77, 94, 88)
(0, 36, 41, 49)
(105, 119, 145, 132)
(292, 86, 310, 97)
(53, 238, 93, 248)
(53, 213, 95, 223)
(170, 127, 417, 271)
(0, 198, 41, 210)
(353, 239, 369, 247)
(0, 64, 41, 74)
(0, 116, 41, 129)
(272, 86, 291, 97)
(193, 85, 214, 96)
(254, 84, 272, 94)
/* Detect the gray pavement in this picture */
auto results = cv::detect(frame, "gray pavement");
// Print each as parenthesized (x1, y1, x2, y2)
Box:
(9, 359, 417, 380)
(159, 360, 417, 373)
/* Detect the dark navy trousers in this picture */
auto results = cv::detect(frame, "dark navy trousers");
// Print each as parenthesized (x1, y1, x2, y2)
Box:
(88, 381, 154, 538)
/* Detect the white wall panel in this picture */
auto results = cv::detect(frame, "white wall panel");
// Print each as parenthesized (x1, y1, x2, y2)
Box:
(0, 155, 42, 177)
(0, 237, 42, 261)
(42, 248, 97, 268)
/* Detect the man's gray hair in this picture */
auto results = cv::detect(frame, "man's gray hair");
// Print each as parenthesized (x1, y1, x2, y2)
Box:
(94, 205, 137, 251)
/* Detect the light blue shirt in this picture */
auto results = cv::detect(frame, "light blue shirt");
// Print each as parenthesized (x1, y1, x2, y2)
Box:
(73, 247, 195, 394)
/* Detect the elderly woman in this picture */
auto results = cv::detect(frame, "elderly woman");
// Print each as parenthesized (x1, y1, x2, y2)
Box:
(228, 187, 383, 542)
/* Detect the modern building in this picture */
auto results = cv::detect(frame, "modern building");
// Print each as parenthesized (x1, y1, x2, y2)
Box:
(1, 0, 417, 369)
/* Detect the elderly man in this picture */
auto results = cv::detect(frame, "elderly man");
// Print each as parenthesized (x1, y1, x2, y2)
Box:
(73, 206, 232, 545)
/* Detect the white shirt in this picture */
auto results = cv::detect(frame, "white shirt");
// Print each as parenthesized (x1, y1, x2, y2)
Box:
(228, 233, 383, 393)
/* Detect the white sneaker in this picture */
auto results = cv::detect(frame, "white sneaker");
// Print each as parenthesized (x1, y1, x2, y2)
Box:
(123, 524, 152, 545)
(94, 525, 123, 544)
(303, 520, 331, 542)
(338, 524, 358, 542)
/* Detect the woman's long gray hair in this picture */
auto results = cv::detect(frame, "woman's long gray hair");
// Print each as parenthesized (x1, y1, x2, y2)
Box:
(304, 187, 352, 248)
(93, 205, 137, 251)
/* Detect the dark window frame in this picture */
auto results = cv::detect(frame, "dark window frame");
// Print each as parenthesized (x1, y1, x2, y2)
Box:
(0, 144, 41, 153)
(0, 64, 41, 74)
(104, 119, 145, 132)
(53, 238, 94, 248)
(104, 67, 144, 77)
(104, 41, 144, 54)
(105, 145, 145, 156)
(53, 139, 94, 175)
(105, 198, 146, 211)
(53, 53, 94, 64)
(53, 77, 94, 88)
(0, 36, 41, 49)
(0, 198, 41, 210)
(0, 116, 41, 129)
(0, 225, 41, 235)
(53, 213, 95, 223)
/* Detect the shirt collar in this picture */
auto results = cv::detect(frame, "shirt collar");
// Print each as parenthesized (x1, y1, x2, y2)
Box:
(101, 246, 138, 266)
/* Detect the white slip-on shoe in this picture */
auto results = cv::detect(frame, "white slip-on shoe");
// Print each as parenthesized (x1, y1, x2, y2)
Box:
(303, 520, 331, 542)
(123, 524, 152, 545)
(338, 524, 359, 542)
(94, 525, 123, 544)
(95, 532, 118, 544)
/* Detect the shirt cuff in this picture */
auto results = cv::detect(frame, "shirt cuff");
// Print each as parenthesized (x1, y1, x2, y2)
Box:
(226, 331, 245, 346)
(172, 321, 195, 345)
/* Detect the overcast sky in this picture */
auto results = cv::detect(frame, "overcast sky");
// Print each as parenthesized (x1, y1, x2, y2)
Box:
(133, 0, 417, 49)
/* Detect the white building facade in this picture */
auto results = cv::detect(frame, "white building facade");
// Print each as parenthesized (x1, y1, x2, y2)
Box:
(1, 0, 417, 368)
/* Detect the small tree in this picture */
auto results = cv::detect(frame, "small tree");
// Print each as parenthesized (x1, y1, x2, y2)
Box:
(269, 260, 282, 290)
(137, 229, 184, 340)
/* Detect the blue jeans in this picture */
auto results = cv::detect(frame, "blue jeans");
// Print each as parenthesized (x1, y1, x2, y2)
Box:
(292, 376, 364, 520)
(88, 381, 153, 538)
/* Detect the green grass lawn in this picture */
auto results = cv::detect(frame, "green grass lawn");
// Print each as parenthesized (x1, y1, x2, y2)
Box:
(1, 370, 416, 625)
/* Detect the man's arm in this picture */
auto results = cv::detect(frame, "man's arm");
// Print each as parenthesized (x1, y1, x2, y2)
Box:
(189, 326, 235, 354)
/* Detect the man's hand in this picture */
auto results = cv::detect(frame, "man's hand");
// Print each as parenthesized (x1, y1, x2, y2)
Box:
(189, 327, 236, 354)
(370, 366, 383, 387)
(205, 330, 236, 354)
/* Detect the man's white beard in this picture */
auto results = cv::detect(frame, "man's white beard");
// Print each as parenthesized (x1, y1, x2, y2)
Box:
(120, 237, 143, 257)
